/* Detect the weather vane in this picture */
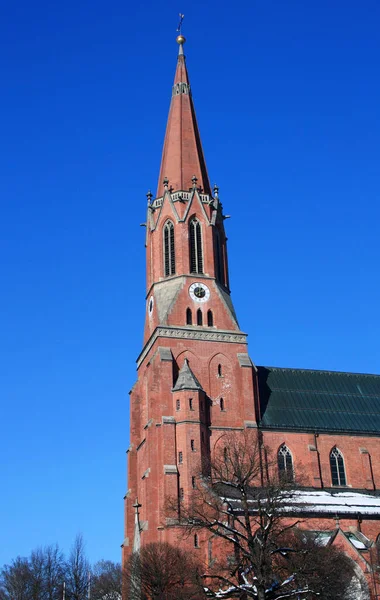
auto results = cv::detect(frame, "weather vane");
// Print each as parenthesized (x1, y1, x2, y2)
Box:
(177, 13, 185, 34)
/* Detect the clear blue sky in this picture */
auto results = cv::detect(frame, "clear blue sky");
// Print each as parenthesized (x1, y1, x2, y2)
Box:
(0, 0, 379, 567)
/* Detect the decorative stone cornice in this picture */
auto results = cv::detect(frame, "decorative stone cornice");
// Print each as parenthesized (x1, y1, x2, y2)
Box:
(137, 326, 248, 368)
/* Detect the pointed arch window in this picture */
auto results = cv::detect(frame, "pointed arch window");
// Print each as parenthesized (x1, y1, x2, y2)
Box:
(214, 229, 224, 283)
(189, 218, 203, 274)
(207, 310, 213, 327)
(163, 221, 175, 277)
(330, 448, 346, 486)
(278, 445, 294, 482)
(186, 308, 192, 325)
(197, 309, 203, 326)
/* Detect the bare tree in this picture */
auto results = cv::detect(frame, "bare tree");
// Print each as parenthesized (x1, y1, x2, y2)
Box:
(43, 545, 65, 600)
(124, 542, 205, 600)
(29, 549, 45, 600)
(91, 560, 121, 600)
(169, 430, 355, 600)
(0, 557, 32, 600)
(0, 545, 65, 600)
(65, 535, 90, 600)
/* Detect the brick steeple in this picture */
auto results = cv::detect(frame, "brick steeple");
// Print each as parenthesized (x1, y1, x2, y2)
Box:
(123, 36, 257, 570)
(156, 36, 211, 197)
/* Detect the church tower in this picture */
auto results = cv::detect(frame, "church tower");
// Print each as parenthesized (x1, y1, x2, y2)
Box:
(123, 35, 257, 558)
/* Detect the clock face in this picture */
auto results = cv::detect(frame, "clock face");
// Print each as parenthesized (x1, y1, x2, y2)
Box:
(189, 282, 210, 303)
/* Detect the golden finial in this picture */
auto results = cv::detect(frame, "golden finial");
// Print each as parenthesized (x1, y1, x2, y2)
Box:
(176, 34, 186, 45)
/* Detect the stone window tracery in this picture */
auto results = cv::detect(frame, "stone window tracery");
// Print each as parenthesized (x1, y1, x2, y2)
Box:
(330, 447, 346, 486)
(277, 445, 294, 482)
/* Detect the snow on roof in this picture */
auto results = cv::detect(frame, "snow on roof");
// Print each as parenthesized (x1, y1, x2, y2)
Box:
(289, 490, 380, 516)
(224, 489, 380, 517)
(345, 532, 367, 550)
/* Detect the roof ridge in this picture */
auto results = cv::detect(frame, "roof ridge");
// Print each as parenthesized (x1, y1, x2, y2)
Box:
(269, 386, 380, 400)
(260, 366, 380, 378)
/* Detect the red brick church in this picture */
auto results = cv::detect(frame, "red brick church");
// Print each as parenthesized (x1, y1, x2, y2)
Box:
(123, 35, 380, 597)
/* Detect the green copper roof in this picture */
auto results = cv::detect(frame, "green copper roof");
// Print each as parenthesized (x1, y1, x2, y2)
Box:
(258, 367, 380, 434)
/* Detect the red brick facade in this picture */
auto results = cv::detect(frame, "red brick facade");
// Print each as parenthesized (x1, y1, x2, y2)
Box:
(123, 37, 380, 598)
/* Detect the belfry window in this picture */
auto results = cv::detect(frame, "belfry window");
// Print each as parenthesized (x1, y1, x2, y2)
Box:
(214, 229, 224, 283)
(189, 218, 203, 274)
(186, 308, 192, 325)
(277, 445, 294, 482)
(330, 448, 346, 486)
(207, 310, 213, 327)
(163, 221, 175, 276)
(197, 309, 203, 326)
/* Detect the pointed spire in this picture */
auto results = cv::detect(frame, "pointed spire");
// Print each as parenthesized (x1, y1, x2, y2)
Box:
(172, 358, 204, 392)
(156, 36, 211, 197)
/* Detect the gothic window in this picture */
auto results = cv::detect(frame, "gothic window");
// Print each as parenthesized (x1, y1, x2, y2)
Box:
(176, 399, 180, 411)
(178, 451, 183, 464)
(197, 309, 203, 326)
(207, 310, 213, 327)
(186, 308, 192, 325)
(330, 448, 346, 486)
(220, 397, 224, 411)
(277, 445, 294, 482)
(214, 229, 224, 283)
(189, 398, 193, 410)
(217, 364, 222, 377)
(189, 218, 203, 274)
(194, 534, 199, 548)
(191, 439, 195, 451)
(163, 221, 175, 276)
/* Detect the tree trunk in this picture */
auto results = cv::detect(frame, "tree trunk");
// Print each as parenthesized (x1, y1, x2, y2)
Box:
(257, 586, 266, 600)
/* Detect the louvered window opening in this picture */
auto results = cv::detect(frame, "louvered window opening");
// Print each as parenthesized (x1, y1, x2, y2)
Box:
(330, 448, 346, 486)
(214, 230, 224, 283)
(186, 308, 192, 325)
(278, 445, 294, 482)
(190, 219, 203, 274)
(197, 309, 203, 326)
(164, 221, 175, 276)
